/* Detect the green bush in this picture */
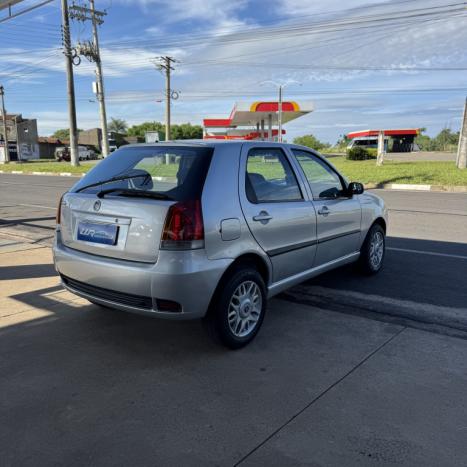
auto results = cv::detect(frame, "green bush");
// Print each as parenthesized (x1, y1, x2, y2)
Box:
(347, 146, 377, 161)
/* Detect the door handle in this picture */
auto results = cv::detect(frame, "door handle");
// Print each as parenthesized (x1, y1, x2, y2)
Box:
(253, 211, 273, 223)
(317, 206, 330, 216)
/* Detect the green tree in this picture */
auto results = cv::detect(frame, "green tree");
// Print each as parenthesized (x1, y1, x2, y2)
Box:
(171, 123, 203, 140)
(127, 121, 166, 139)
(435, 128, 459, 151)
(52, 128, 82, 140)
(108, 117, 128, 134)
(293, 134, 330, 151)
(415, 128, 459, 151)
(335, 134, 351, 149)
(127, 121, 203, 141)
(415, 131, 434, 151)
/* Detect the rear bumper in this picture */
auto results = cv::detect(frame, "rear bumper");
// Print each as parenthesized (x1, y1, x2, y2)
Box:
(53, 231, 231, 320)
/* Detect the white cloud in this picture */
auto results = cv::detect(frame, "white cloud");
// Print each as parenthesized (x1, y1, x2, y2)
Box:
(115, 0, 249, 24)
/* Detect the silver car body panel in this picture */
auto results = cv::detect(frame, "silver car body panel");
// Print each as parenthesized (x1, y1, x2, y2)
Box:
(54, 231, 231, 319)
(53, 141, 388, 320)
(61, 193, 171, 263)
(238, 143, 317, 283)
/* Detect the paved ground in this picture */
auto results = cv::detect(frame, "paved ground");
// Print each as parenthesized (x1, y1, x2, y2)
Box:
(1, 173, 467, 466)
(385, 151, 457, 162)
(326, 151, 457, 162)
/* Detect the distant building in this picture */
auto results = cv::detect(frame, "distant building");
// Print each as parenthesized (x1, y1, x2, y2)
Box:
(346, 129, 421, 153)
(38, 137, 69, 159)
(0, 114, 39, 162)
(79, 128, 126, 153)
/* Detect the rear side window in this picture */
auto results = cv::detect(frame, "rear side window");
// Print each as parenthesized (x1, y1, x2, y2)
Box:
(72, 146, 213, 201)
(245, 148, 303, 203)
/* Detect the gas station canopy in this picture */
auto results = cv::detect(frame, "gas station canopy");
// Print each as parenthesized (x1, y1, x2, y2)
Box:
(203, 101, 314, 140)
(347, 129, 420, 139)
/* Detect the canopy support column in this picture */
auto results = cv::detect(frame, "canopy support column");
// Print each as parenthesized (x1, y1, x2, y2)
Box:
(268, 114, 272, 141)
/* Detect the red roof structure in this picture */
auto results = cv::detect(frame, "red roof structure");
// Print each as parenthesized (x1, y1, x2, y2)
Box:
(203, 100, 314, 141)
(347, 129, 420, 139)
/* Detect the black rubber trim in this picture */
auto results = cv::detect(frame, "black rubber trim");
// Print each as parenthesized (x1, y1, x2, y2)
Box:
(318, 229, 360, 244)
(266, 230, 360, 257)
(61, 274, 153, 309)
(268, 240, 317, 257)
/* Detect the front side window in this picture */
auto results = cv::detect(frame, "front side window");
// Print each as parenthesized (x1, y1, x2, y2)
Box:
(292, 149, 344, 199)
(72, 146, 213, 202)
(246, 148, 302, 203)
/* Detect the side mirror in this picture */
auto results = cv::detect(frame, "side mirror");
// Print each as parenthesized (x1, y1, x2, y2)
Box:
(348, 182, 364, 195)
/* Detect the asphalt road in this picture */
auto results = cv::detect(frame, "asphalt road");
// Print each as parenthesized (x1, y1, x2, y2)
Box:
(2, 173, 467, 465)
(1, 172, 467, 311)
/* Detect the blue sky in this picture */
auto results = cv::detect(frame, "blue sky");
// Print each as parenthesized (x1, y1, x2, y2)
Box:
(1, 0, 466, 143)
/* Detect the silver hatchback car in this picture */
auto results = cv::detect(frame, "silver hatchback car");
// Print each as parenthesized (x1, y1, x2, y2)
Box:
(54, 141, 387, 348)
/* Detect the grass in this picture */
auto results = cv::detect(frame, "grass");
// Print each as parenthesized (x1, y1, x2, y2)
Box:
(329, 157, 467, 186)
(0, 160, 96, 175)
(1, 156, 467, 186)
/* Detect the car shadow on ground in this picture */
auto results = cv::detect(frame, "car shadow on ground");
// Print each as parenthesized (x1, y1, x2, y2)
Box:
(0, 263, 57, 280)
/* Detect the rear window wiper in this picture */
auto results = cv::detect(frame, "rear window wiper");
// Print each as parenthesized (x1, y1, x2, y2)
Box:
(76, 173, 152, 193)
(97, 188, 174, 200)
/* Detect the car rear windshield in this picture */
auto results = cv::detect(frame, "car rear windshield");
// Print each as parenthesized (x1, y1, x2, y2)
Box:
(72, 145, 214, 201)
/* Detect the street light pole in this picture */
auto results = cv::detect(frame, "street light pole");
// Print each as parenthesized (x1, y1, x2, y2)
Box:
(260, 80, 300, 143)
(0, 85, 10, 163)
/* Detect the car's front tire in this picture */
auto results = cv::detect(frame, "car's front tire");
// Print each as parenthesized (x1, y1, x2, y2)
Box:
(203, 265, 267, 349)
(359, 223, 385, 275)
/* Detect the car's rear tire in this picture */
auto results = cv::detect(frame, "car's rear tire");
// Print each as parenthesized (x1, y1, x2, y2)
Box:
(358, 223, 385, 275)
(203, 265, 267, 349)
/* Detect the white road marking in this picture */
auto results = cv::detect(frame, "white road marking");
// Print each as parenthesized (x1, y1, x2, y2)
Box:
(387, 247, 467, 261)
(18, 203, 56, 210)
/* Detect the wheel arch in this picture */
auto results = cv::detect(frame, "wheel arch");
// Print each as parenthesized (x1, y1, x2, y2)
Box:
(222, 253, 270, 286)
(372, 217, 387, 234)
(208, 252, 270, 312)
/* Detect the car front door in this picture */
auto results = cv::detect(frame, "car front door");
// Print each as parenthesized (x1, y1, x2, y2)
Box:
(291, 149, 362, 267)
(240, 146, 317, 283)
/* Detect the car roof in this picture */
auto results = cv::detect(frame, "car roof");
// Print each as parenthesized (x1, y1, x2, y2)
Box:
(123, 140, 310, 150)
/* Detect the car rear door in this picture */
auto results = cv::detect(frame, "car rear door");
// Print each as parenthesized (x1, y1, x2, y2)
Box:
(291, 149, 362, 266)
(239, 145, 317, 283)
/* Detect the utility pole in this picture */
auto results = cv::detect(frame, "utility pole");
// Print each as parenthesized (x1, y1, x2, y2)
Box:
(60, 0, 79, 167)
(0, 85, 10, 163)
(70, 1, 109, 157)
(154, 56, 177, 141)
(456, 97, 467, 169)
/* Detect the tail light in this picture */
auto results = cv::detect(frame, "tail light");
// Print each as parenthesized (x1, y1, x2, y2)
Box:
(160, 200, 204, 250)
(56, 194, 64, 225)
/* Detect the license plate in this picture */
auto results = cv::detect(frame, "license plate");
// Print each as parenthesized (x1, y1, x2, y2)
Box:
(77, 222, 119, 245)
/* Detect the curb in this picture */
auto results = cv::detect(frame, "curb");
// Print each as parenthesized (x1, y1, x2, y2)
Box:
(365, 183, 467, 193)
(0, 170, 85, 177)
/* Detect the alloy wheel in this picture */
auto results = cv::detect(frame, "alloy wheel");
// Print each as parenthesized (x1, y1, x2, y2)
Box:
(227, 280, 262, 338)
